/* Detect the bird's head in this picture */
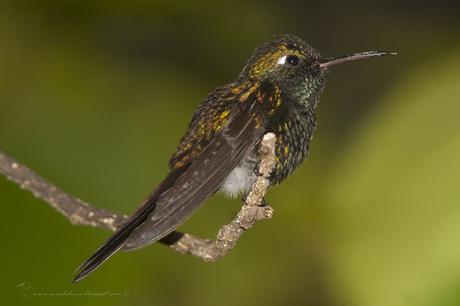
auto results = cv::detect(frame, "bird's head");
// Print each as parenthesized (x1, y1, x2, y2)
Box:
(239, 34, 395, 107)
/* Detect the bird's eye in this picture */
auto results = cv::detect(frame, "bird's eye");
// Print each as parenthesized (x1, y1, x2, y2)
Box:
(286, 55, 299, 66)
(277, 54, 299, 66)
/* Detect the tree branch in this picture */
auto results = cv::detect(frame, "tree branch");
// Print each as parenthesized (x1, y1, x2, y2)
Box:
(0, 133, 276, 261)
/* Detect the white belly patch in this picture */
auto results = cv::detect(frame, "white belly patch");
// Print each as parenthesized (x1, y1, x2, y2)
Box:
(220, 161, 256, 198)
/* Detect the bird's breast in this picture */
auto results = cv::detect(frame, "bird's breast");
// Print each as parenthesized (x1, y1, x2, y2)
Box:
(269, 105, 317, 185)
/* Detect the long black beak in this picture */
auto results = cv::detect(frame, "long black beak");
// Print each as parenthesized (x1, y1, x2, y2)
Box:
(317, 51, 396, 68)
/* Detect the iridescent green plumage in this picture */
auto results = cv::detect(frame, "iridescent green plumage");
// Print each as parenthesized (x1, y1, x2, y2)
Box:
(73, 34, 394, 282)
(169, 35, 327, 186)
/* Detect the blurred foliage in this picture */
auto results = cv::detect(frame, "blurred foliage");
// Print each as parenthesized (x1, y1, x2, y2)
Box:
(327, 52, 460, 306)
(0, 1, 459, 306)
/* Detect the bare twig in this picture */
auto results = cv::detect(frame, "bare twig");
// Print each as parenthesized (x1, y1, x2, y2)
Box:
(0, 133, 276, 261)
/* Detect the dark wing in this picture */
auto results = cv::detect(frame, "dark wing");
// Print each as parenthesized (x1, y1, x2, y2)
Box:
(73, 99, 264, 282)
(123, 101, 264, 249)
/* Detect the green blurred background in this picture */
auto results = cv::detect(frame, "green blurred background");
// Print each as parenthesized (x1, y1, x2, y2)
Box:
(1, 1, 460, 305)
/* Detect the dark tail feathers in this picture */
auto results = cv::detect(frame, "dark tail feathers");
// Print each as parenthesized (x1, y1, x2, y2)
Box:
(72, 167, 186, 283)
(72, 201, 157, 283)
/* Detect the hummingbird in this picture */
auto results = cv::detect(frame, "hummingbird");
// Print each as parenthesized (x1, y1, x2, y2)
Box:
(73, 34, 394, 282)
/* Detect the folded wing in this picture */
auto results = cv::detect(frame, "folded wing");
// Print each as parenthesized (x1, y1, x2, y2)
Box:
(73, 100, 264, 282)
(124, 102, 264, 249)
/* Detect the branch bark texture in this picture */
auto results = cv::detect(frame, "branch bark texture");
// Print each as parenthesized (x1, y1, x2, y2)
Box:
(0, 133, 276, 261)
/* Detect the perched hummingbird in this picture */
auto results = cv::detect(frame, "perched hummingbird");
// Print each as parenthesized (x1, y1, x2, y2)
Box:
(74, 34, 394, 282)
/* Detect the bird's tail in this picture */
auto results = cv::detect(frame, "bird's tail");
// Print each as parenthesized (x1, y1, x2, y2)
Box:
(73, 168, 185, 283)
(72, 206, 154, 283)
